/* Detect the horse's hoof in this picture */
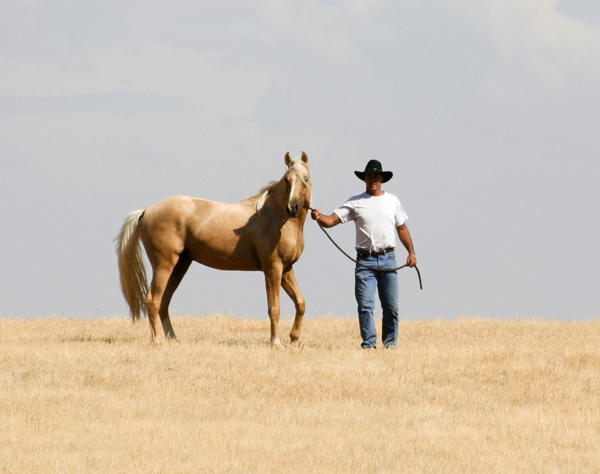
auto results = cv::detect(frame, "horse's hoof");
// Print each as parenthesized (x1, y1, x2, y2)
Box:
(272, 341, 286, 350)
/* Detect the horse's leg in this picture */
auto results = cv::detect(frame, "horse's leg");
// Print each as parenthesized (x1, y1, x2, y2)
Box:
(282, 267, 305, 344)
(146, 259, 178, 344)
(264, 267, 284, 349)
(158, 254, 192, 339)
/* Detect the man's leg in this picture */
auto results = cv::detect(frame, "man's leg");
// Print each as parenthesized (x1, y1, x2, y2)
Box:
(355, 259, 378, 348)
(378, 252, 400, 348)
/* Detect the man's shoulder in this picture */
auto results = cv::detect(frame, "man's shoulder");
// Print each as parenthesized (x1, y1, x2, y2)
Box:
(342, 192, 368, 205)
(378, 192, 402, 207)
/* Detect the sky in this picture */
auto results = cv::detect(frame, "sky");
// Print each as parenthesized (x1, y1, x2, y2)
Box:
(1, 0, 599, 322)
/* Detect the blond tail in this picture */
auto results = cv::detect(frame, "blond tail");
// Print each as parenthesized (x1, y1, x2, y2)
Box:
(115, 210, 148, 321)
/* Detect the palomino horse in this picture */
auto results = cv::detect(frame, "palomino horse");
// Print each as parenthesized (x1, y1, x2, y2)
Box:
(115, 152, 311, 347)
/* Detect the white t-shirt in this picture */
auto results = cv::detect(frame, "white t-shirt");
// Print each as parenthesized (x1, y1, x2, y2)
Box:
(333, 192, 408, 252)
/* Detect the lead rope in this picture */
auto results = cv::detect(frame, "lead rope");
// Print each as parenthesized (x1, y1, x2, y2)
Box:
(305, 205, 423, 290)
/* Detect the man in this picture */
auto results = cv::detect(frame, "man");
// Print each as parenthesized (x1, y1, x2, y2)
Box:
(311, 160, 417, 349)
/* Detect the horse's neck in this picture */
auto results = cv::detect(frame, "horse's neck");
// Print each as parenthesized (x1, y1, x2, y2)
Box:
(262, 180, 287, 212)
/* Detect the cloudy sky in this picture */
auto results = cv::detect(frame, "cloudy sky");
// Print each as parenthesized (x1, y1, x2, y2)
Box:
(1, 0, 599, 322)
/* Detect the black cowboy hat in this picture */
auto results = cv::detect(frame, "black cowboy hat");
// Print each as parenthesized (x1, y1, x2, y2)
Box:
(354, 159, 393, 183)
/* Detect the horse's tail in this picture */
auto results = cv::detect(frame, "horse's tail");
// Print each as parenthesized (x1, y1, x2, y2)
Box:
(115, 209, 148, 321)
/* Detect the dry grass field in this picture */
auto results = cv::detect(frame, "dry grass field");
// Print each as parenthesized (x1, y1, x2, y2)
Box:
(1, 315, 599, 473)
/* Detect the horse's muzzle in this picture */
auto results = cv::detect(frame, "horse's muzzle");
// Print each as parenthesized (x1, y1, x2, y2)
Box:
(286, 203, 301, 217)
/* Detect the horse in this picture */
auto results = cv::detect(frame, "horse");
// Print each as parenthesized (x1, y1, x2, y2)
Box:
(115, 152, 312, 348)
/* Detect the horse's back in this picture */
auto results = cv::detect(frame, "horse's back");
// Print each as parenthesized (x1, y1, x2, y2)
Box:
(141, 195, 231, 238)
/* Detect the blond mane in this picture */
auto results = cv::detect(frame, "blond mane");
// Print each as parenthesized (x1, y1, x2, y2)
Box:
(246, 158, 311, 212)
(246, 180, 279, 212)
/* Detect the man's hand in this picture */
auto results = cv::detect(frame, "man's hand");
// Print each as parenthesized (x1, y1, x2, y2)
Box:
(406, 254, 417, 268)
(311, 210, 341, 228)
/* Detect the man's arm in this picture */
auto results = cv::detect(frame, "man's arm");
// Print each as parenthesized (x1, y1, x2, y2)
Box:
(310, 209, 341, 228)
(397, 223, 417, 267)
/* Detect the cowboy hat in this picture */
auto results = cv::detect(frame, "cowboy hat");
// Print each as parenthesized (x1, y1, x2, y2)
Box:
(354, 160, 393, 183)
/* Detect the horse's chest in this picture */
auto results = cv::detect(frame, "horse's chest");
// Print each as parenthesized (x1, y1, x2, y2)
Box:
(278, 233, 304, 262)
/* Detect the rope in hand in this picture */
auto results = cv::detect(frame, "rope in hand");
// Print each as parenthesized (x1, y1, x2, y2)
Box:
(305, 205, 423, 290)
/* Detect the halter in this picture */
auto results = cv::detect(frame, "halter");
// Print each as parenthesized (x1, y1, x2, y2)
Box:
(286, 163, 312, 211)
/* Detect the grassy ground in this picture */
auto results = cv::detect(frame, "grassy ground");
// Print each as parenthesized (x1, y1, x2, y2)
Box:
(1, 315, 599, 473)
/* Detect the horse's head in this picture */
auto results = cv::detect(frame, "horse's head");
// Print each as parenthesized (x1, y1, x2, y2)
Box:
(284, 151, 311, 218)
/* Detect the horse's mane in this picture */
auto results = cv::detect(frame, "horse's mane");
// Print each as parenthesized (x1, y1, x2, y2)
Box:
(246, 161, 311, 212)
(247, 180, 279, 212)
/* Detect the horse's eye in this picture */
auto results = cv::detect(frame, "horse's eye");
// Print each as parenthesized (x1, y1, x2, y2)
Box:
(303, 176, 309, 182)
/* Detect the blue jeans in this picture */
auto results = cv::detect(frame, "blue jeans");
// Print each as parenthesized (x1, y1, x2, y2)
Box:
(355, 251, 399, 349)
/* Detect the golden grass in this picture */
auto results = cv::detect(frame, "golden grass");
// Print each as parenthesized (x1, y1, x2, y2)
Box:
(1, 316, 599, 473)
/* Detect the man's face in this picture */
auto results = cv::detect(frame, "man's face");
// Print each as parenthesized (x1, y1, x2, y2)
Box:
(364, 172, 383, 195)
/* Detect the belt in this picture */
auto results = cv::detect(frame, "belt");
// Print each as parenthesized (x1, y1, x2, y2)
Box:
(356, 247, 394, 257)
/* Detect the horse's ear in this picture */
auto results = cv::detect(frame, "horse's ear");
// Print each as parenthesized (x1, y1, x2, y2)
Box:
(284, 152, 293, 166)
(301, 151, 309, 164)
